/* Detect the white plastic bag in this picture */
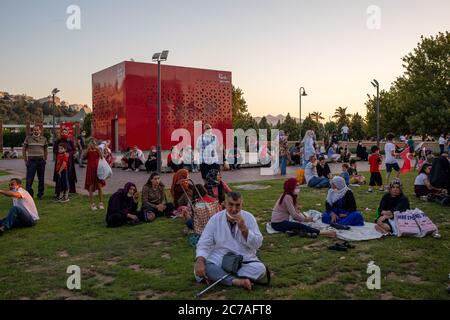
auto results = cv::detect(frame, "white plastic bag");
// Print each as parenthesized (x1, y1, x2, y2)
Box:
(97, 158, 112, 180)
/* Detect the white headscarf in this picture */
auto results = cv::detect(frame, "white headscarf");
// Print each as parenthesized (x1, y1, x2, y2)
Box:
(326, 176, 350, 206)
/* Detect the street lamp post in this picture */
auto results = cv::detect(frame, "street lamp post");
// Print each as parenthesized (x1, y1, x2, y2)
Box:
(371, 80, 380, 147)
(299, 87, 307, 140)
(51, 88, 60, 161)
(152, 50, 169, 173)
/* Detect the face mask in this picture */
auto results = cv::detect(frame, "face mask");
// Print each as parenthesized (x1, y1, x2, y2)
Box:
(33, 132, 40, 137)
(127, 192, 134, 198)
(294, 188, 300, 195)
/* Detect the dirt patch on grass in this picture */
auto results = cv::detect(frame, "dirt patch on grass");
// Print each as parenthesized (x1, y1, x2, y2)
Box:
(137, 289, 177, 300)
(54, 289, 95, 300)
(106, 257, 121, 266)
(57, 251, 69, 258)
(161, 253, 171, 259)
(386, 272, 427, 284)
(302, 242, 325, 251)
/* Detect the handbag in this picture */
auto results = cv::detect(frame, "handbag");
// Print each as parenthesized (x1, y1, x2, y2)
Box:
(221, 252, 244, 274)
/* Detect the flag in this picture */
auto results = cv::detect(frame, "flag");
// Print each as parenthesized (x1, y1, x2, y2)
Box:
(400, 144, 411, 174)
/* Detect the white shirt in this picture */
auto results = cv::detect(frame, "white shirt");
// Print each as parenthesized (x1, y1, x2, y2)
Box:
(196, 132, 219, 165)
(439, 136, 446, 145)
(384, 142, 397, 164)
(196, 210, 263, 266)
(341, 126, 349, 134)
(304, 162, 318, 183)
(414, 173, 428, 186)
(13, 188, 39, 221)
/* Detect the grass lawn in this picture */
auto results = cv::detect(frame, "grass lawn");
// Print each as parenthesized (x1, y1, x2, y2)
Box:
(0, 170, 9, 176)
(0, 171, 449, 300)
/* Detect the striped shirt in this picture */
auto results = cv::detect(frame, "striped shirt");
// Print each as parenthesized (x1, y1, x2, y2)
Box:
(23, 135, 48, 159)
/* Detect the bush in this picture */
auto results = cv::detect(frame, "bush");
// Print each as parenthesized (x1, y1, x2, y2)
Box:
(2, 129, 52, 147)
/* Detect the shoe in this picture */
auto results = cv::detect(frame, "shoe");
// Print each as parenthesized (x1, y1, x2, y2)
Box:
(341, 241, 355, 249)
(90, 204, 98, 211)
(328, 243, 347, 251)
(0, 226, 4, 236)
(367, 189, 373, 193)
(135, 169, 139, 172)
(59, 197, 69, 203)
(98, 203, 105, 210)
(126, 168, 132, 172)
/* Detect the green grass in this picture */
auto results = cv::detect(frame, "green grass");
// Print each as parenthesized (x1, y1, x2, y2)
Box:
(0, 171, 449, 300)
(0, 170, 9, 176)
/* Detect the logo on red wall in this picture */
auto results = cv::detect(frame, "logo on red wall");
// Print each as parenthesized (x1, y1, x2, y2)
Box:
(60, 122, 75, 139)
(218, 73, 230, 83)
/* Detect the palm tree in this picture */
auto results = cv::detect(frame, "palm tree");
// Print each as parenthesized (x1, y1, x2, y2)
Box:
(310, 111, 325, 123)
(332, 107, 350, 126)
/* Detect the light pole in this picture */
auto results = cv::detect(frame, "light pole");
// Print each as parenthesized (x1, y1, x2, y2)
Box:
(371, 80, 380, 147)
(299, 87, 307, 140)
(152, 50, 169, 173)
(51, 88, 60, 161)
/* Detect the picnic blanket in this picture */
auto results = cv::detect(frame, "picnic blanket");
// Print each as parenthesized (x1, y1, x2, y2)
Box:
(266, 210, 384, 241)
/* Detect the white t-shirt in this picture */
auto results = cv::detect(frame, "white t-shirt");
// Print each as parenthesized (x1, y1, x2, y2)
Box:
(438, 137, 446, 145)
(341, 126, 349, 134)
(414, 173, 428, 186)
(13, 188, 39, 221)
(384, 142, 397, 164)
(304, 162, 317, 183)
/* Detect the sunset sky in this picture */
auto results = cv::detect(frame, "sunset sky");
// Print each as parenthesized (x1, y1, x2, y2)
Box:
(1, 0, 449, 120)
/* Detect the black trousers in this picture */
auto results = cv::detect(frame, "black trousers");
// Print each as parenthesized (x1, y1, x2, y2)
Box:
(25, 158, 46, 198)
(200, 163, 220, 180)
(127, 159, 143, 170)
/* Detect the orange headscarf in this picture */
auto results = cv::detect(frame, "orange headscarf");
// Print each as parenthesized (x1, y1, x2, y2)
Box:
(170, 169, 189, 198)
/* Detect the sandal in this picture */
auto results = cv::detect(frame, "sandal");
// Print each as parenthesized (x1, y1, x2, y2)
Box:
(328, 243, 348, 251)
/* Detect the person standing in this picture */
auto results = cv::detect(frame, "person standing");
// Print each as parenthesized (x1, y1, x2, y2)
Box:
(196, 123, 220, 182)
(84, 140, 105, 211)
(23, 126, 48, 199)
(279, 131, 289, 176)
(384, 133, 400, 187)
(53, 127, 77, 195)
(76, 130, 86, 168)
(341, 124, 349, 141)
(438, 134, 446, 155)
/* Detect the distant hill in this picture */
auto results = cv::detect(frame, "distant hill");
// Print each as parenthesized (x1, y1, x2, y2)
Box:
(0, 91, 90, 124)
(253, 114, 300, 126)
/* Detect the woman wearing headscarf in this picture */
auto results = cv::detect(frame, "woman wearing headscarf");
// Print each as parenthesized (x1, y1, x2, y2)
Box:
(322, 176, 364, 226)
(302, 130, 316, 167)
(141, 172, 175, 221)
(170, 169, 194, 228)
(375, 179, 410, 234)
(356, 141, 368, 161)
(105, 182, 139, 228)
(271, 178, 336, 237)
(53, 127, 77, 195)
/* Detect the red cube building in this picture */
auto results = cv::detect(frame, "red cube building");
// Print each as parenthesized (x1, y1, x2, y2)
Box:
(92, 61, 232, 152)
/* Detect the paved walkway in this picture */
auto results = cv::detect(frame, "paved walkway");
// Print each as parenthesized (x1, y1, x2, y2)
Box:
(0, 159, 398, 195)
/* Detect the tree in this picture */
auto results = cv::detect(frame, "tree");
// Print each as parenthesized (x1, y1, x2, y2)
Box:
(332, 107, 350, 129)
(258, 116, 272, 131)
(364, 31, 450, 136)
(324, 121, 337, 134)
(232, 86, 257, 130)
(310, 111, 325, 123)
(280, 113, 299, 140)
(350, 113, 365, 140)
(83, 113, 92, 137)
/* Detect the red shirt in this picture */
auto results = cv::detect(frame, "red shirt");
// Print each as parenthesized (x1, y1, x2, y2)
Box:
(368, 153, 381, 173)
(56, 152, 69, 172)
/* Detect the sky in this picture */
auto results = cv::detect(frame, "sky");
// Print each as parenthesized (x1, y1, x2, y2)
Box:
(0, 0, 449, 120)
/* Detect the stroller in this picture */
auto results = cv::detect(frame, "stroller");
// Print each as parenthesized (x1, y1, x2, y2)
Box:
(181, 179, 222, 247)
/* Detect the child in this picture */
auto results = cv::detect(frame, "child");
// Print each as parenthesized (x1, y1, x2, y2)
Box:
(384, 133, 400, 187)
(340, 163, 350, 186)
(55, 143, 70, 202)
(368, 145, 384, 192)
(205, 170, 232, 208)
(414, 163, 443, 198)
(348, 159, 366, 185)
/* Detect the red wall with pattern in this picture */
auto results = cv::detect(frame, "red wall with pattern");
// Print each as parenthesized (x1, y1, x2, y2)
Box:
(92, 61, 232, 151)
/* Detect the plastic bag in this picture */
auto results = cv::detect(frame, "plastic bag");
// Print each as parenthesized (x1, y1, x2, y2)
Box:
(97, 158, 112, 180)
